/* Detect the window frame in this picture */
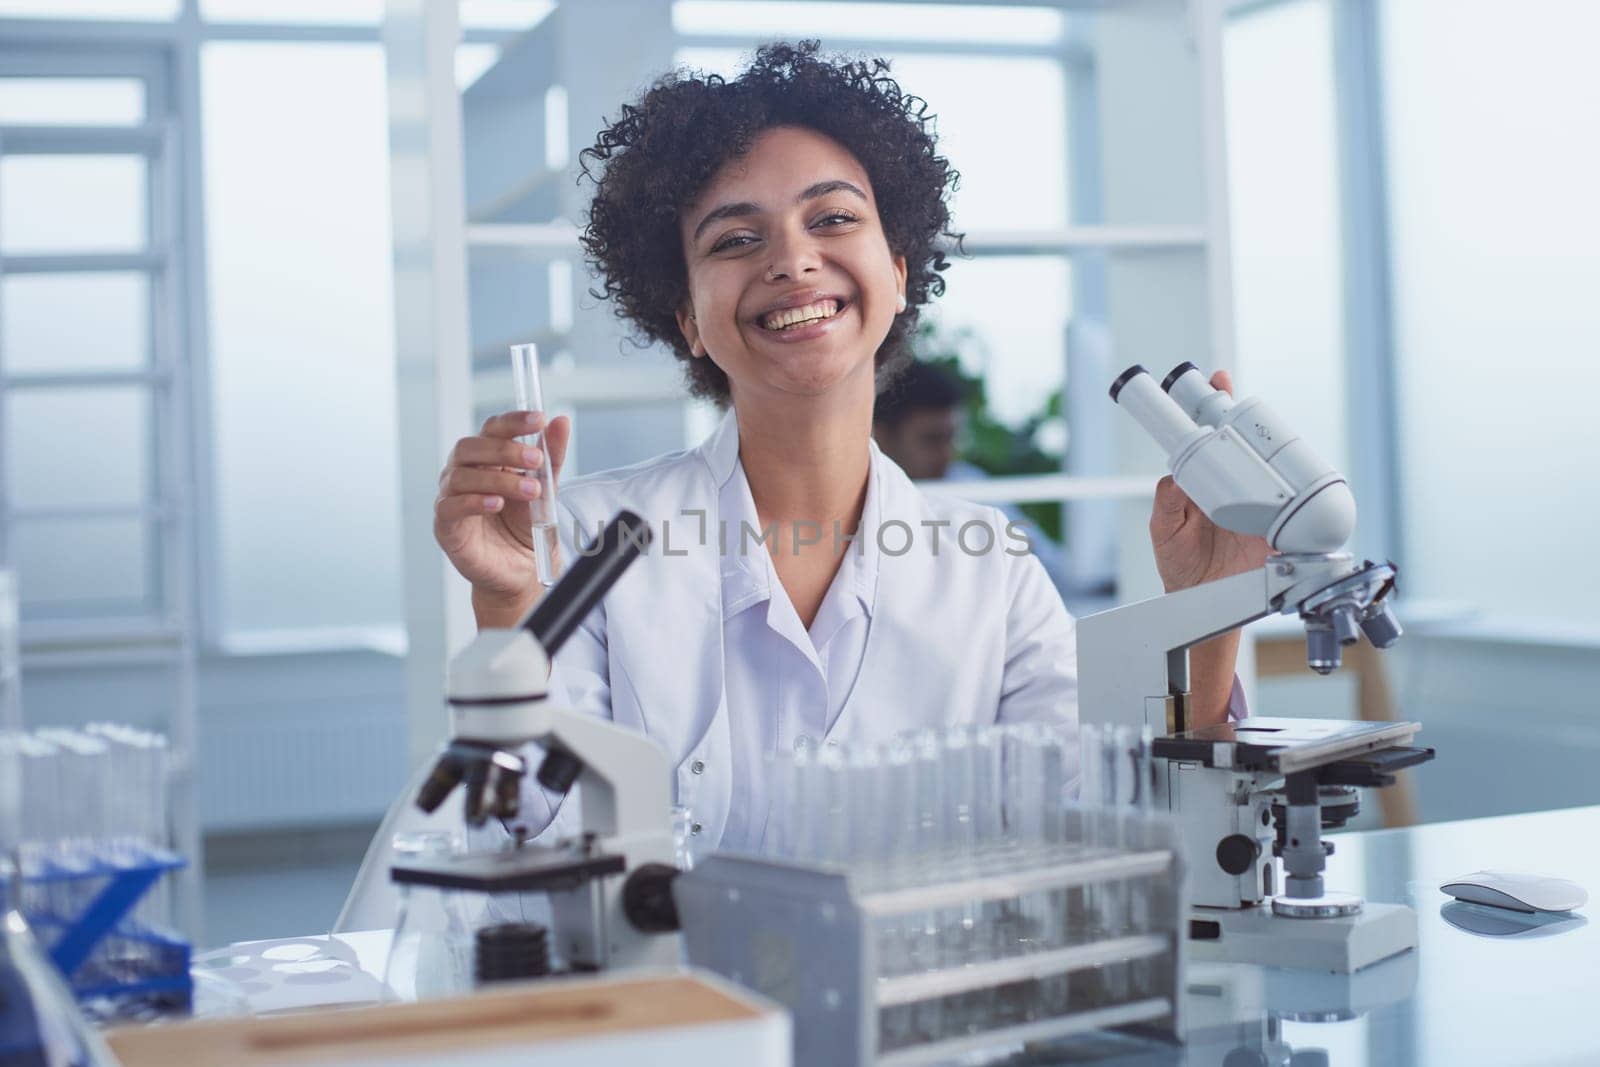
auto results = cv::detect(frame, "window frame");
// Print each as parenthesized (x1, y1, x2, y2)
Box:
(0, 40, 180, 642)
(0, 2, 519, 656)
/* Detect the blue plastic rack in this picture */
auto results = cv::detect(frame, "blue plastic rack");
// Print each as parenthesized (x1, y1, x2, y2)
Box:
(19, 849, 192, 1009)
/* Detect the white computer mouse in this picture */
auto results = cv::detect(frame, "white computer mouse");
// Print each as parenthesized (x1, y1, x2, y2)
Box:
(1439, 870, 1587, 913)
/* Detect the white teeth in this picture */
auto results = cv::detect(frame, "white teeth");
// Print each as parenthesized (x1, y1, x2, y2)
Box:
(761, 299, 840, 331)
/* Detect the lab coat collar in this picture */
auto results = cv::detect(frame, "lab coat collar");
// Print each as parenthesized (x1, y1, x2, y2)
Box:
(717, 462, 772, 616)
(701, 406, 742, 490)
(696, 407, 882, 619)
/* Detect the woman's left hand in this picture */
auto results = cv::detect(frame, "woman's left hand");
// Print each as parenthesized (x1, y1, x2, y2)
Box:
(1148, 369, 1273, 592)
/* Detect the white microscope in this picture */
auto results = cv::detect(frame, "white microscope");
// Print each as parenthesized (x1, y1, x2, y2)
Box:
(392, 511, 683, 977)
(1078, 364, 1433, 974)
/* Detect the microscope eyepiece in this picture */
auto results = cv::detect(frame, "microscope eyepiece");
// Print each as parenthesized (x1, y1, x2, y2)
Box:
(1109, 364, 1148, 402)
(1161, 361, 1233, 427)
(1161, 361, 1200, 393)
(1109, 364, 1207, 457)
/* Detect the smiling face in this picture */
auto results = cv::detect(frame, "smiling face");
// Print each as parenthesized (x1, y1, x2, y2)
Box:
(676, 126, 908, 408)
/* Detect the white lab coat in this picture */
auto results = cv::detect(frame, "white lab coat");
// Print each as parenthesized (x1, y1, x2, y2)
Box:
(530, 410, 1079, 846)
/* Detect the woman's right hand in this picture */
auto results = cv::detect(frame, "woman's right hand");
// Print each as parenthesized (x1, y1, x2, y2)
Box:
(434, 411, 571, 626)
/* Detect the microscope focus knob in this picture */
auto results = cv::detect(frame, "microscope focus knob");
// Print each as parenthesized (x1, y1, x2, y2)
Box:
(622, 863, 682, 934)
(1216, 834, 1261, 876)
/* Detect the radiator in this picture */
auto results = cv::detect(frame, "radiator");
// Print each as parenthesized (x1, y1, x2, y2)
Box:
(198, 704, 409, 831)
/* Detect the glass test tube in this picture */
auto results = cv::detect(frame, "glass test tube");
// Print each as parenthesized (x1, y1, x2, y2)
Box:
(1034, 726, 1072, 1014)
(987, 727, 1038, 1024)
(816, 746, 850, 867)
(877, 742, 918, 982)
(510, 343, 561, 586)
(846, 747, 886, 887)
(909, 732, 946, 1041)
(971, 728, 1004, 860)
(0, 734, 18, 917)
(0, 571, 19, 734)
(1129, 725, 1155, 996)
(1103, 725, 1137, 1002)
(789, 738, 822, 864)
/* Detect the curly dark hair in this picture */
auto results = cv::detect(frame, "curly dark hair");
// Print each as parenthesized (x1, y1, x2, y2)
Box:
(578, 40, 962, 404)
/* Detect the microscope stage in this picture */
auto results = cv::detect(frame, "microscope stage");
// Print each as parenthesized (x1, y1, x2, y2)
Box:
(1153, 717, 1421, 775)
(392, 842, 626, 893)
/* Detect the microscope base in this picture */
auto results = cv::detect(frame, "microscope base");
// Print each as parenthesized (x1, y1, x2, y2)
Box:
(1189, 901, 1416, 973)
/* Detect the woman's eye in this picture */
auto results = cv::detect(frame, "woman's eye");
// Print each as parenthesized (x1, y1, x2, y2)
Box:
(711, 233, 756, 253)
(816, 212, 858, 228)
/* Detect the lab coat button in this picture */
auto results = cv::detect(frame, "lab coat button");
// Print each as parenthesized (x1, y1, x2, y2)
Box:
(690, 822, 703, 836)
(691, 760, 705, 775)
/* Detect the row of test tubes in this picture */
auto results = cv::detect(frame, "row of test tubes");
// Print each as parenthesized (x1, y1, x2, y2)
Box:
(759, 722, 1167, 1050)
(0, 724, 174, 933)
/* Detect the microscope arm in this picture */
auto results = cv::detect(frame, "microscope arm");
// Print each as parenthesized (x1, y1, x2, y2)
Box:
(1078, 548, 1393, 738)
(1078, 566, 1274, 736)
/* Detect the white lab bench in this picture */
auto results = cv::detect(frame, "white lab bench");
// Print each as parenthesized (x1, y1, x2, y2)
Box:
(188, 804, 1600, 1065)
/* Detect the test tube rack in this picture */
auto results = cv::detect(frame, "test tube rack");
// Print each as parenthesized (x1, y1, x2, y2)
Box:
(3, 723, 192, 1012)
(18, 849, 193, 1009)
(675, 809, 1187, 1067)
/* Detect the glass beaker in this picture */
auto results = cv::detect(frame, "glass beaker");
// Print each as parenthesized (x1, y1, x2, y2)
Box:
(382, 832, 473, 1002)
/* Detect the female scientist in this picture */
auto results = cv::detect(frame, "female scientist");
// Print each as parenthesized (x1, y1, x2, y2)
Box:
(432, 43, 1266, 849)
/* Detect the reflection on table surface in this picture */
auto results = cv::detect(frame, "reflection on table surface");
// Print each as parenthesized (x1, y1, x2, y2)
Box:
(202, 806, 1600, 1066)
(1058, 804, 1600, 1066)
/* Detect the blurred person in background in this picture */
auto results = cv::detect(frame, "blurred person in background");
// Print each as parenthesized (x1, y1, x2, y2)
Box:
(872, 359, 1074, 597)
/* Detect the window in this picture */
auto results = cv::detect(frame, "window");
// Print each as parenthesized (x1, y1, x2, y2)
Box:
(201, 0, 384, 21)
(0, 50, 172, 632)
(11, 518, 152, 620)
(1382, 0, 1600, 625)
(1223, 0, 1348, 475)
(670, 48, 1067, 235)
(0, 154, 147, 254)
(926, 256, 1071, 427)
(198, 0, 554, 30)
(674, 2, 1064, 46)
(0, 77, 144, 125)
(5, 387, 151, 512)
(0, 0, 177, 19)
(200, 41, 402, 640)
(2, 273, 151, 375)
